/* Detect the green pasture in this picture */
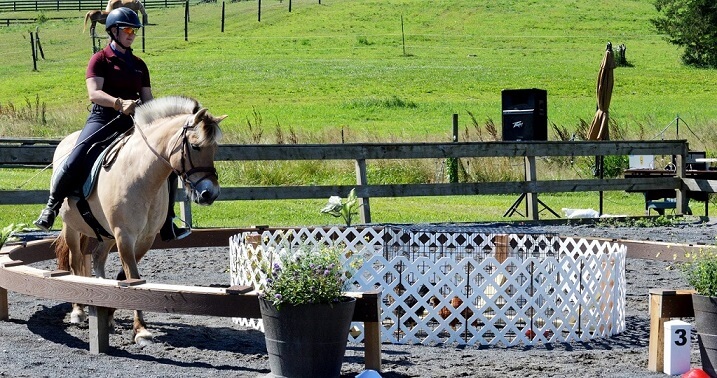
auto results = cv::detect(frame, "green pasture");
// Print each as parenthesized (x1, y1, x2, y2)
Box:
(1, 0, 716, 228)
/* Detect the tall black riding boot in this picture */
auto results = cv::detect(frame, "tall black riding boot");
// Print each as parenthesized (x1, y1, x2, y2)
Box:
(34, 170, 77, 232)
(160, 174, 191, 241)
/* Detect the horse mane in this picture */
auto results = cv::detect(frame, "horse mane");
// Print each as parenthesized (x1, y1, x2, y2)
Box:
(134, 96, 200, 127)
(134, 96, 222, 147)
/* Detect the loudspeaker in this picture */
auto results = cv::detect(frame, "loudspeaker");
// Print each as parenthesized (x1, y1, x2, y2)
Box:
(501, 88, 548, 141)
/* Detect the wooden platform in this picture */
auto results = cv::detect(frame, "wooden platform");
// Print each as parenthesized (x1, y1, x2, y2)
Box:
(648, 288, 696, 373)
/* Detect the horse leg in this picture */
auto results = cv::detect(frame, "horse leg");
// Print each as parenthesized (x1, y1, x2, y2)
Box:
(116, 236, 154, 346)
(91, 240, 115, 279)
(65, 229, 89, 324)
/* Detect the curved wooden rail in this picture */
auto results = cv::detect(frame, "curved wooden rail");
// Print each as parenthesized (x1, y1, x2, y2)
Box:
(0, 228, 382, 371)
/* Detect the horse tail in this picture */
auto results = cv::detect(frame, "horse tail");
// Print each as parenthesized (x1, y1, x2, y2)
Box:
(54, 228, 90, 272)
(54, 228, 70, 271)
(83, 11, 90, 34)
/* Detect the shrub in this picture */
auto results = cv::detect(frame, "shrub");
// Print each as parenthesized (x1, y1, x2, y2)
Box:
(681, 249, 717, 297)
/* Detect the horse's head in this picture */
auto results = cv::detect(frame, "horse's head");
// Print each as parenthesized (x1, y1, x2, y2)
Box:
(134, 96, 226, 205)
(173, 108, 226, 206)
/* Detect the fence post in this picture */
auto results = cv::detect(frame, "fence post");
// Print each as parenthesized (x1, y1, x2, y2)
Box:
(675, 145, 688, 214)
(30, 31, 37, 71)
(288, 0, 291, 12)
(35, 26, 44, 60)
(447, 113, 458, 183)
(221, 1, 225, 33)
(178, 179, 193, 228)
(355, 159, 371, 224)
(257, 0, 261, 22)
(184, 0, 188, 42)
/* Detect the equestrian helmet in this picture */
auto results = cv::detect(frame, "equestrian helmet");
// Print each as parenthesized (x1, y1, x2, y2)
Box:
(105, 7, 142, 31)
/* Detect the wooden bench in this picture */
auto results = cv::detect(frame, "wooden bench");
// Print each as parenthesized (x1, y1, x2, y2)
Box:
(648, 288, 696, 373)
(0, 237, 382, 372)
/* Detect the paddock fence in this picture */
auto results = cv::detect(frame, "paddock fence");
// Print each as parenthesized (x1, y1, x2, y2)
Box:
(0, 0, 186, 12)
(2, 138, 712, 222)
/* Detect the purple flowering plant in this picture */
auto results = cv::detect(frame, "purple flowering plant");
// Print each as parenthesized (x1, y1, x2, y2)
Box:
(260, 245, 349, 310)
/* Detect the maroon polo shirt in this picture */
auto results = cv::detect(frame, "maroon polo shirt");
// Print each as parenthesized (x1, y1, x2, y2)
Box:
(86, 45, 151, 102)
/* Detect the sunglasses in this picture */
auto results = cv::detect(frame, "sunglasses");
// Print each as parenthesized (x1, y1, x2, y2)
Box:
(120, 27, 140, 35)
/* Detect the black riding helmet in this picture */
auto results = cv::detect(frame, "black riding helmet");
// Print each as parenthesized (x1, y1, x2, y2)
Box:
(105, 8, 142, 50)
(105, 7, 142, 31)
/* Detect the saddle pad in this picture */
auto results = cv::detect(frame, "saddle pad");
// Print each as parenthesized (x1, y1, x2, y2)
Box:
(51, 147, 111, 200)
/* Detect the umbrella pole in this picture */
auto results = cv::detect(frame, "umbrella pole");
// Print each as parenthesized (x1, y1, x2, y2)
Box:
(599, 155, 604, 215)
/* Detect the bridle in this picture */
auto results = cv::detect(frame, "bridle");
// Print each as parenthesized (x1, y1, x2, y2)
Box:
(134, 114, 218, 193)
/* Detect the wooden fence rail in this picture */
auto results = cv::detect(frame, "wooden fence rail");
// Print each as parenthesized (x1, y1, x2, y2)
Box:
(1, 139, 710, 221)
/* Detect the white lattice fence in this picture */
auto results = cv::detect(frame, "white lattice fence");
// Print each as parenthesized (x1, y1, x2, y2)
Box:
(229, 226, 626, 346)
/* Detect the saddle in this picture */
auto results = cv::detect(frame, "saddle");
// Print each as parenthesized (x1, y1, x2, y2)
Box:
(51, 132, 131, 241)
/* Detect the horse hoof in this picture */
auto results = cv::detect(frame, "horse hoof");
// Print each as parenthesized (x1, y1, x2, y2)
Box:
(134, 330, 153, 347)
(70, 310, 87, 324)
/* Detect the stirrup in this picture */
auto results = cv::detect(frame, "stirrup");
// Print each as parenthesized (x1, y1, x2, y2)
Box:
(160, 218, 191, 241)
(172, 224, 191, 241)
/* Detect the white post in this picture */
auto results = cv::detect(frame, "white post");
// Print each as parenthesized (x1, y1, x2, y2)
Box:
(664, 319, 692, 375)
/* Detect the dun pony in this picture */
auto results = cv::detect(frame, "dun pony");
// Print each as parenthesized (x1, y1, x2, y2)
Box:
(52, 96, 226, 345)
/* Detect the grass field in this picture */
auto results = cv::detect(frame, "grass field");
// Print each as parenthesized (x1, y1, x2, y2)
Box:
(0, 0, 715, 228)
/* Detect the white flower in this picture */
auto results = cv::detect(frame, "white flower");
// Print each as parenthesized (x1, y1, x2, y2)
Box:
(320, 189, 360, 226)
(321, 196, 344, 215)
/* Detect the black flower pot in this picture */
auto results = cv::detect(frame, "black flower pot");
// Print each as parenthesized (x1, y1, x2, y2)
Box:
(692, 294, 717, 377)
(259, 296, 356, 378)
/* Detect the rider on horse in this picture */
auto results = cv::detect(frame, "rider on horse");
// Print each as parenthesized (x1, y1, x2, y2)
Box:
(35, 7, 190, 242)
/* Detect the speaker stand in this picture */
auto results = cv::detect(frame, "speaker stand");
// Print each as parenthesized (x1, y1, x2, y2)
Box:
(502, 156, 560, 220)
(503, 193, 560, 218)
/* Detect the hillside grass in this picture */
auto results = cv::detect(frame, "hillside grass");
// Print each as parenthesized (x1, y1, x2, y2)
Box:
(0, 0, 715, 228)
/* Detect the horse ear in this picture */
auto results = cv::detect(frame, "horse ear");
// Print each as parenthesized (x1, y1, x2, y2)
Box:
(193, 108, 208, 126)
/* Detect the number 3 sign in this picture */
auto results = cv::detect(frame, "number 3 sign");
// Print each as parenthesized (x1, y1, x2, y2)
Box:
(664, 320, 692, 375)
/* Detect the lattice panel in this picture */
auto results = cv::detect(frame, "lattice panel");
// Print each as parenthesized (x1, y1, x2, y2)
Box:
(229, 227, 627, 346)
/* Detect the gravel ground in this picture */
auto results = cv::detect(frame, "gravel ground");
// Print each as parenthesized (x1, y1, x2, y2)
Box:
(1, 217, 715, 378)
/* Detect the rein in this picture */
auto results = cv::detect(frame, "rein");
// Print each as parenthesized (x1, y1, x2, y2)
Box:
(132, 114, 218, 193)
(14, 114, 122, 190)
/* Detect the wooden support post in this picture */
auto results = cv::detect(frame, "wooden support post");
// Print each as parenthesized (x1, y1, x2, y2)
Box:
(524, 156, 539, 220)
(493, 234, 509, 287)
(363, 291, 382, 371)
(88, 306, 110, 354)
(0, 287, 8, 321)
(494, 234, 509, 263)
(647, 289, 695, 372)
(355, 159, 371, 224)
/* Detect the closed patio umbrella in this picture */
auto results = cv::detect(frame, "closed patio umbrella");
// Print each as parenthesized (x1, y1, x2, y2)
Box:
(588, 43, 616, 215)
(588, 42, 616, 141)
